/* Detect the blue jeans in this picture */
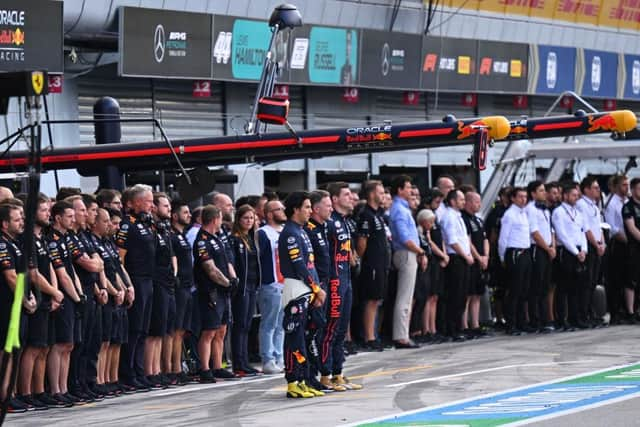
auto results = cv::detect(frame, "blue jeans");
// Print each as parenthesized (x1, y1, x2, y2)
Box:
(257, 283, 284, 365)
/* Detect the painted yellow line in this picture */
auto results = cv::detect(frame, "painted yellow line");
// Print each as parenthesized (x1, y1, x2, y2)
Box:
(143, 404, 194, 410)
(269, 365, 433, 391)
(349, 364, 433, 380)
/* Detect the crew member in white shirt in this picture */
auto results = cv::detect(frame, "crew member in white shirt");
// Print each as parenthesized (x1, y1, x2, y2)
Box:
(576, 176, 606, 326)
(498, 187, 531, 335)
(525, 181, 556, 333)
(553, 183, 589, 330)
(440, 189, 472, 341)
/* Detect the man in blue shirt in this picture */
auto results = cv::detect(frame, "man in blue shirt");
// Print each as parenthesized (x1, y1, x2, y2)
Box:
(389, 175, 425, 349)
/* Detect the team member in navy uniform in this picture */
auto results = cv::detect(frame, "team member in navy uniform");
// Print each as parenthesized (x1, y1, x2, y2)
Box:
(279, 191, 326, 398)
(18, 195, 66, 409)
(553, 183, 589, 330)
(320, 182, 362, 391)
(116, 184, 155, 391)
(0, 203, 37, 412)
(170, 200, 194, 385)
(498, 187, 532, 335)
(525, 181, 556, 332)
(193, 205, 238, 383)
(622, 178, 640, 317)
(230, 205, 262, 377)
(146, 193, 177, 389)
(46, 201, 85, 406)
(104, 208, 134, 394)
(66, 194, 107, 400)
(605, 175, 632, 323)
(303, 190, 332, 391)
(89, 208, 125, 397)
(461, 191, 489, 337)
(356, 181, 390, 351)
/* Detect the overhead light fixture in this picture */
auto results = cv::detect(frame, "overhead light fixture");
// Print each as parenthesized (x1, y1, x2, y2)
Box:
(269, 4, 302, 29)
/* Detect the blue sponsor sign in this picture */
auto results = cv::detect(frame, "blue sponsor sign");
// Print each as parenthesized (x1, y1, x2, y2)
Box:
(231, 19, 271, 80)
(536, 45, 576, 94)
(581, 49, 617, 98)
(623, 54, 640, 100)
(308, 27, 358, 85)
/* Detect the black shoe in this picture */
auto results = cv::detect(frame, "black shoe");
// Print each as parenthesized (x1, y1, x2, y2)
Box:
(52, 393, 74, 407)
(506, 328, 522, 336)
(522, 325, 538, 333)
(145, 375, 166, 390)
(213, 368, 240, 380)
(308, 376, 334, 393)
(36, 392, 66, 409)
(85, 384, 105, 401)
(19, 394, 49, 411)
(118, 381, 138, 394)
(198, 369, 216, 384)
(177, 371, 192, 385)
(344, 341, 359, 355)
(63, 392, 87, 405)
(433, 334, 451, 344)
(129, 378, 151, 392)
(575, 321, 590, 330)
(7, 397, 30, 413)
(394, 340, 420, 349)
(362, 340, 384, 351)
(452, 334, 466, 342)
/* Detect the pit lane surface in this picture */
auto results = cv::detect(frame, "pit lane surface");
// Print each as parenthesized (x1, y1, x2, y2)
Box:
(9, 325, 640, 427)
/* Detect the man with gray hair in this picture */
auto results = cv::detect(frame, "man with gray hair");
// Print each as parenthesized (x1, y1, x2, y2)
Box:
(115, 184, 156, 391)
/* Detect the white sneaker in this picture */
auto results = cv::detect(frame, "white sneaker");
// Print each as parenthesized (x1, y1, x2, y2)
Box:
(276, 360, 285, 372)
(262, 361, 281, 375)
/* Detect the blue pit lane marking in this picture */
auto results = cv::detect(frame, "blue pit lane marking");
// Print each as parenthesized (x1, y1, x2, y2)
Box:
(352, 362, 640, 427)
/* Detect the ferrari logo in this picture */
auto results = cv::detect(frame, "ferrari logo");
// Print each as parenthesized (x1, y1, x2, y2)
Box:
(31, 71, 44, 95)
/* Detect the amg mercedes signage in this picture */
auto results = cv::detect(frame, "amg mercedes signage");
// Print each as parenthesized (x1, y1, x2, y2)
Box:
(119, 6, 213, 79)
(0, 0, 63, 73)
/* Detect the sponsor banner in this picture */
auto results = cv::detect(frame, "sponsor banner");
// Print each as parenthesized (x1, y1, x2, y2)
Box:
(440, 1, 640, 30)
(119, 7, 213, 79)
(0, 0, 63, 73)
(622, 54, 640, 100)
(421, 36, 477, 91)
(581, 49, 617, 98)
(535, 45, 577, 95)
(213, 15, 290, 82)
(477, 40, 528, 93)
(358, 30, 422, 89)
(289, 25, 359, 86)
(357, 362, 640, 426)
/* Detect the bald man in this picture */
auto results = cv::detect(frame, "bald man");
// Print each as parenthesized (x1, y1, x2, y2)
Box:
(435, 176, 455, 222)
(0, 186, 14, 203)
(461, 192, 489, 337)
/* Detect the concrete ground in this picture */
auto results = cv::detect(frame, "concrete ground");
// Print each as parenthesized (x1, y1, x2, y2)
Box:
(8, 324, 640, 426)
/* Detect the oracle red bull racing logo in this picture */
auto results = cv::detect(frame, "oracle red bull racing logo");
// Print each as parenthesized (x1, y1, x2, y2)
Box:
(346, 125, 392, 144)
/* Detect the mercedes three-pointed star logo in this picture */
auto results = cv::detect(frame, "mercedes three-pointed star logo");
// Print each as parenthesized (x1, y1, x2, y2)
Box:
(154, 24, 165, 63)
(381, 43, 390, 77)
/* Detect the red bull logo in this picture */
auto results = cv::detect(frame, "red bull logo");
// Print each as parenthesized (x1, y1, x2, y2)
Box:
(372, 132, 392, 141)
(0, 28, 24, 46)
(511, 125, 527, 135)
(339, 240, 351, 252)
(330, 280, 341, 318)
(588, 114, 617, 132)
(457, 120, 486, 140)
